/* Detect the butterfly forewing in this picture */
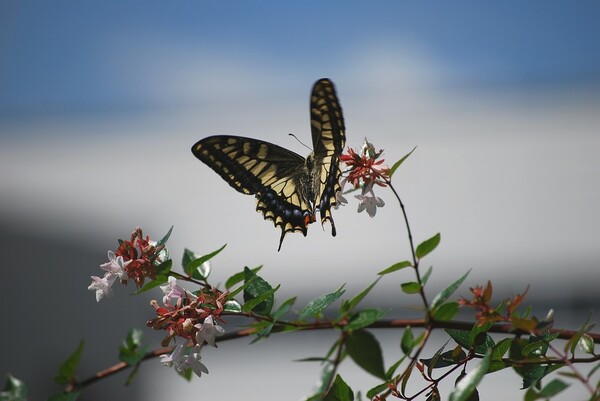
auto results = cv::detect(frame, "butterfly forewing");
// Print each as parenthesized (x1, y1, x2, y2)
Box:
(310, 79, 346, 157)
(309, 79, 346, 234)
(193, 136, 304, 194)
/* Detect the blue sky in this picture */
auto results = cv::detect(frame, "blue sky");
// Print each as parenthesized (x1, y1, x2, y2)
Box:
(2, 1, 600, 118)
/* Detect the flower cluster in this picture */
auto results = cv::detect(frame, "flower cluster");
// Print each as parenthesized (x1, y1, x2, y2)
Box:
(150, 277, 226, 377)
(338, 139, 391, 217)
(147, 277, 226, 347)
(88, 227, 166, 302)
(458, 281, 533, 330)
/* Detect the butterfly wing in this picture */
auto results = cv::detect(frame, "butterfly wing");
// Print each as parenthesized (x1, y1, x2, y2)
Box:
(192, 135, 315, 250)
(309, 78, 346, 235)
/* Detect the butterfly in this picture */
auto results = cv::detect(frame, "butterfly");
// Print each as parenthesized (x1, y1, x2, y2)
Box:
(192, 78, 346, 251)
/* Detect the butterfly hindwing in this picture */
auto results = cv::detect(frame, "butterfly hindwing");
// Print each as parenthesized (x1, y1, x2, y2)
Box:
(192, 78, 346, 250)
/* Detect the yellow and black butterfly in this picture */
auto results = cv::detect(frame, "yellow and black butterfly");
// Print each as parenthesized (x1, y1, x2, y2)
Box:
(192, 78, 346, 251)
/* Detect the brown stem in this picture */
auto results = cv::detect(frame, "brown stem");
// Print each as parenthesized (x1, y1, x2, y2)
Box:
(74, 328, 255, 390)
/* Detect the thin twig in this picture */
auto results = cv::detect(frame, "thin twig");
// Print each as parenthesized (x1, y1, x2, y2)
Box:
(548, 342, 596, 394)
(386, 179, 430, 312)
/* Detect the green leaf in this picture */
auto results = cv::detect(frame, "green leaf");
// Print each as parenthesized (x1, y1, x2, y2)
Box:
(470, 321, 491, 339)
(310, 363, 336, 400)
(421, 349, 467, 371)
(474, 335, 495, 355)
(119, 329, 148, 366)
(252, 320, 276, 342)
(524, 387, 538, 401)
(400, 362, 414, 396)
(421, 265, 433, 285)
(154, 259, 171, 276)
(154, 225, 173, 248)
(346, 330, 386, 380)
(492, 338, 512, 360)
(425, 345, 446, 377)
(124, 365, 141, 386)
(386, 355, 407, 379)
(448, 349, 491, 401)
(343, 278, 381, 312)
(522, 340, 547, 357)
(472, 332, 488, 349)
(430, 270, 471, 312)
(223, 299, 242, 313)
(401, 281, 421, 294)
(366, 382, 390, 399)
(323, 374, 354, 401)
(389, 146, 416, 177)
(415, 233, 441, 260)
(538, 379, 569, 398)
(565, 310, 595, 354)
(510, 339, 548, 389)
(177, 367, 194, 381)
(323, 338, 342, 362)
(344, 308, 386, 331)
(181, 249, 210, 279)
(2, 374, 28, 401)
(226, 276, 255, 300)
(243, 267, 275, 315)
(432, 302, 459, 321)
(521, 364, 549, 390)
(446, 329, 472, 350)
(181, 248, 196, 274)
(184, 244, 226, 278)
(296, 357, 330, 363)
(298, 285, 346, 321)
(272, 297, 296, 320)
(378, 261, 412, 276)
(401, 326, 415, 355)
(543, 331, 561, 342)
(445, 327, 495, 356)
(54, 340, 84, 385)
(578, 333, 595, 354)
(487, 360, 508, 373)
(225, 265, 262, 290)
(470, 323, 495, 355)
(243, 284, 280, 313)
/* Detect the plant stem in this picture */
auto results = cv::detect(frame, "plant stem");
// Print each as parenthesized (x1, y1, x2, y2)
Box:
(549, 342, 596, 394)
(386, 179, 430, 311)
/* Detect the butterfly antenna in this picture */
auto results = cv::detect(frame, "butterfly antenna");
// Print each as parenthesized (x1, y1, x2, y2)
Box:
(288, 132, 312, 152)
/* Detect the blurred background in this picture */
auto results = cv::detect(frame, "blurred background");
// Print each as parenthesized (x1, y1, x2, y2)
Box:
(1, 1, 599, 400)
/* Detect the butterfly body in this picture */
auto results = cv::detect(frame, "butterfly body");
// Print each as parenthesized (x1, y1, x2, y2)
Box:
(192, 79, 345, 250)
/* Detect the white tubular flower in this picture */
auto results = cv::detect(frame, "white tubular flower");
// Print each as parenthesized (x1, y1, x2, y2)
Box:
(195, 315, 225, 347)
